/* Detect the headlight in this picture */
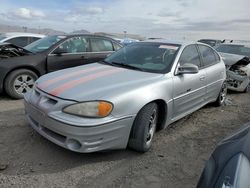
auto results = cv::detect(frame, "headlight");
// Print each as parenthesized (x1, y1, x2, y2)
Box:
(63, 101, 113, 118)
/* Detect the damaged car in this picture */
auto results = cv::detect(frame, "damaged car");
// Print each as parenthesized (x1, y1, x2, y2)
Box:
(216, 43, 250, 92)
(0, 43, 33, 58)
(0, 34, 122, 99)
(24, 41, 226, 153)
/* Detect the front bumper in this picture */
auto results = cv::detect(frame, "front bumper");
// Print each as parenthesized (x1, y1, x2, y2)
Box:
(227, 70, 250, 92)
(24, 91, 135, 153)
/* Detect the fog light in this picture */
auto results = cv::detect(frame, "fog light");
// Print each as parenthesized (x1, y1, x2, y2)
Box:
(66, 139, 81, 150)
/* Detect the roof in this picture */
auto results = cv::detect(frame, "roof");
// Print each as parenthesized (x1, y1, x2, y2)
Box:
(2, 32, 45, 38)
(48, 33, 124, 42)
(198, 39, 221, 41)
(143, 39, 196, 46)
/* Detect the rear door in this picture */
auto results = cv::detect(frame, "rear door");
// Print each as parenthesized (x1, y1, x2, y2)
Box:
(89, 37, 120, 62)
(172, 44, 206, 119)
(47, 36, 90, 72)
(198, 44, 225, 101)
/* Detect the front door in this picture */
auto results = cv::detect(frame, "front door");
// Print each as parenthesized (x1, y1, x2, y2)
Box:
(47, 36, 90, 72)
(172, 44, 206, 119)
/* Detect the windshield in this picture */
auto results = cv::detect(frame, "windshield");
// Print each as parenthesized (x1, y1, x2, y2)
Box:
(216, 44, 250, 57)
(104, 42, 180, 73)
(0, 34, 7, 41)
(25, 35, 66, 53)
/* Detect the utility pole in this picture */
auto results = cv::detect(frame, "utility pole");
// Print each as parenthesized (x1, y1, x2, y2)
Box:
(123, 31, 127, 38)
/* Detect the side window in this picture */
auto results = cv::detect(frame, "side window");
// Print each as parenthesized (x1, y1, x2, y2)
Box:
(113, 42, 122, 51)
(214, 51, 220, 62)
(6, 37, 29, 47)
(90, 38, 113, 52)
(53, 37, 88, 54)
(198, 45, 217, 67)
(29, 37, 40, 44)
(179, 45, 201, 68)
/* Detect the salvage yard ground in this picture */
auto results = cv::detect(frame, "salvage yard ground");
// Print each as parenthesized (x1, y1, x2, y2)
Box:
(0, 92, 250, 187)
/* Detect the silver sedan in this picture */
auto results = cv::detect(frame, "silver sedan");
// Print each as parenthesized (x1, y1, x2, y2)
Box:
(24, 40, 227, 153)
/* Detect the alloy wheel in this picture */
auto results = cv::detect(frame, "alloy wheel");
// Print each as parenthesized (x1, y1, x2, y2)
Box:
(14, 74, 35, 95)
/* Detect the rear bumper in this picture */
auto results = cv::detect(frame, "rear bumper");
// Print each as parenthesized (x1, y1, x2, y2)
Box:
(24, 96, 135, 153)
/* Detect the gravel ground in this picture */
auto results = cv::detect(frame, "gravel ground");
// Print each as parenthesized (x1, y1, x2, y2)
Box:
(0, 92, 250, 188)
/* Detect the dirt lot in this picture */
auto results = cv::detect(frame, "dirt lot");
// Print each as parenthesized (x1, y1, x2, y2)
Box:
(0, 92, 250, 188)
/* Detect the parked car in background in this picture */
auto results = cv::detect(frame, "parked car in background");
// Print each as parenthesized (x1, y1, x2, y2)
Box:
(197, 122, 250, 188)
(215, 43, 250, 92)
(0, 34, 123, 99)
(24, 40, 226, 153)
(120, 38, 139, 45)
(0, 32, 45, 47)
(198, 39, 223, 47)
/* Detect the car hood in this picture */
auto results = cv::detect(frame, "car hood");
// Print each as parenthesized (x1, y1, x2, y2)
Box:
(0, 43, 32, 59)
(219, 52, 247, 66)
(36, 63, 164, 101)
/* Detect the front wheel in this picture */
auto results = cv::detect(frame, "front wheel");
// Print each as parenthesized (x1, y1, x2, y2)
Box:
(214, 82, 227, 106)
(4, 69, 38, 99)
(128, 103, 158, 152)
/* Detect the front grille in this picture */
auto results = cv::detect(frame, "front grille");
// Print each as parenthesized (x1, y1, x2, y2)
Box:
(42, 126, 66, 143)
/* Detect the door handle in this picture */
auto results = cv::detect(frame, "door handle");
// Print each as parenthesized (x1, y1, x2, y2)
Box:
(199, 75, 206, 81)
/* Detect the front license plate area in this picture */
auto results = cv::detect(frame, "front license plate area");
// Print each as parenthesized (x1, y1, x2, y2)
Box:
(28, 104, 46, 126)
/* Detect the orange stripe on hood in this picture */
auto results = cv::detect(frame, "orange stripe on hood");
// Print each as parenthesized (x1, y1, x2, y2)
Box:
(50, 68, 124, 96)
(38, 65, 107, 89)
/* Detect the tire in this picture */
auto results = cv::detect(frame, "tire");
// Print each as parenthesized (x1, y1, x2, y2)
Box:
(243, 85, 249, 93)
(128, 103, 158, 152)
(214, 82, 227, 107)
(4, 69, 38, 99)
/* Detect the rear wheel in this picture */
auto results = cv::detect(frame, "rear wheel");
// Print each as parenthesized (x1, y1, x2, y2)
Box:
(214, 82, 227, 106)
(128, 103, 158, 152)
(4, 69, 38, 99)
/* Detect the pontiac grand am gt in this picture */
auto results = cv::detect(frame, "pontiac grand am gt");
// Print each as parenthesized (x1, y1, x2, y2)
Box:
(24, 41, 227, 153)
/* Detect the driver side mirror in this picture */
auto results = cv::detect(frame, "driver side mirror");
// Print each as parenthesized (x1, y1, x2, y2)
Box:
(53, 46, 67, 55)
(177, 63, 199, 75)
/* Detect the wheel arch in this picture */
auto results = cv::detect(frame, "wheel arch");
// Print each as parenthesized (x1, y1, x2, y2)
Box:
(3, 66, 41, 90)
(153, 99, 168, 131)
(131, 99, 168, 131)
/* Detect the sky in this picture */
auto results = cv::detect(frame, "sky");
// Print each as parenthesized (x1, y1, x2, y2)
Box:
(0, 0, 250, 40)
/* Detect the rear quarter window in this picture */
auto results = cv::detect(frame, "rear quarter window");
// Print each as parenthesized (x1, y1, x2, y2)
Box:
(113, 42, 122, 51)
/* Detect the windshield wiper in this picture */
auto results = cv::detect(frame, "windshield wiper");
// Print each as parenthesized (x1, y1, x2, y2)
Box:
(109, 61, 144, 71)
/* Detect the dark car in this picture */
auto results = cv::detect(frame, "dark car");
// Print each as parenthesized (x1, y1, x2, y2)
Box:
(0, 34, 123, 99)
(197, 123, 250, 188)
(198, 39, 223, 47)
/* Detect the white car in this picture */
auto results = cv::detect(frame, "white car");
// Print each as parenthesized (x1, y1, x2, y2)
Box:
(0, 32, 45, 47)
